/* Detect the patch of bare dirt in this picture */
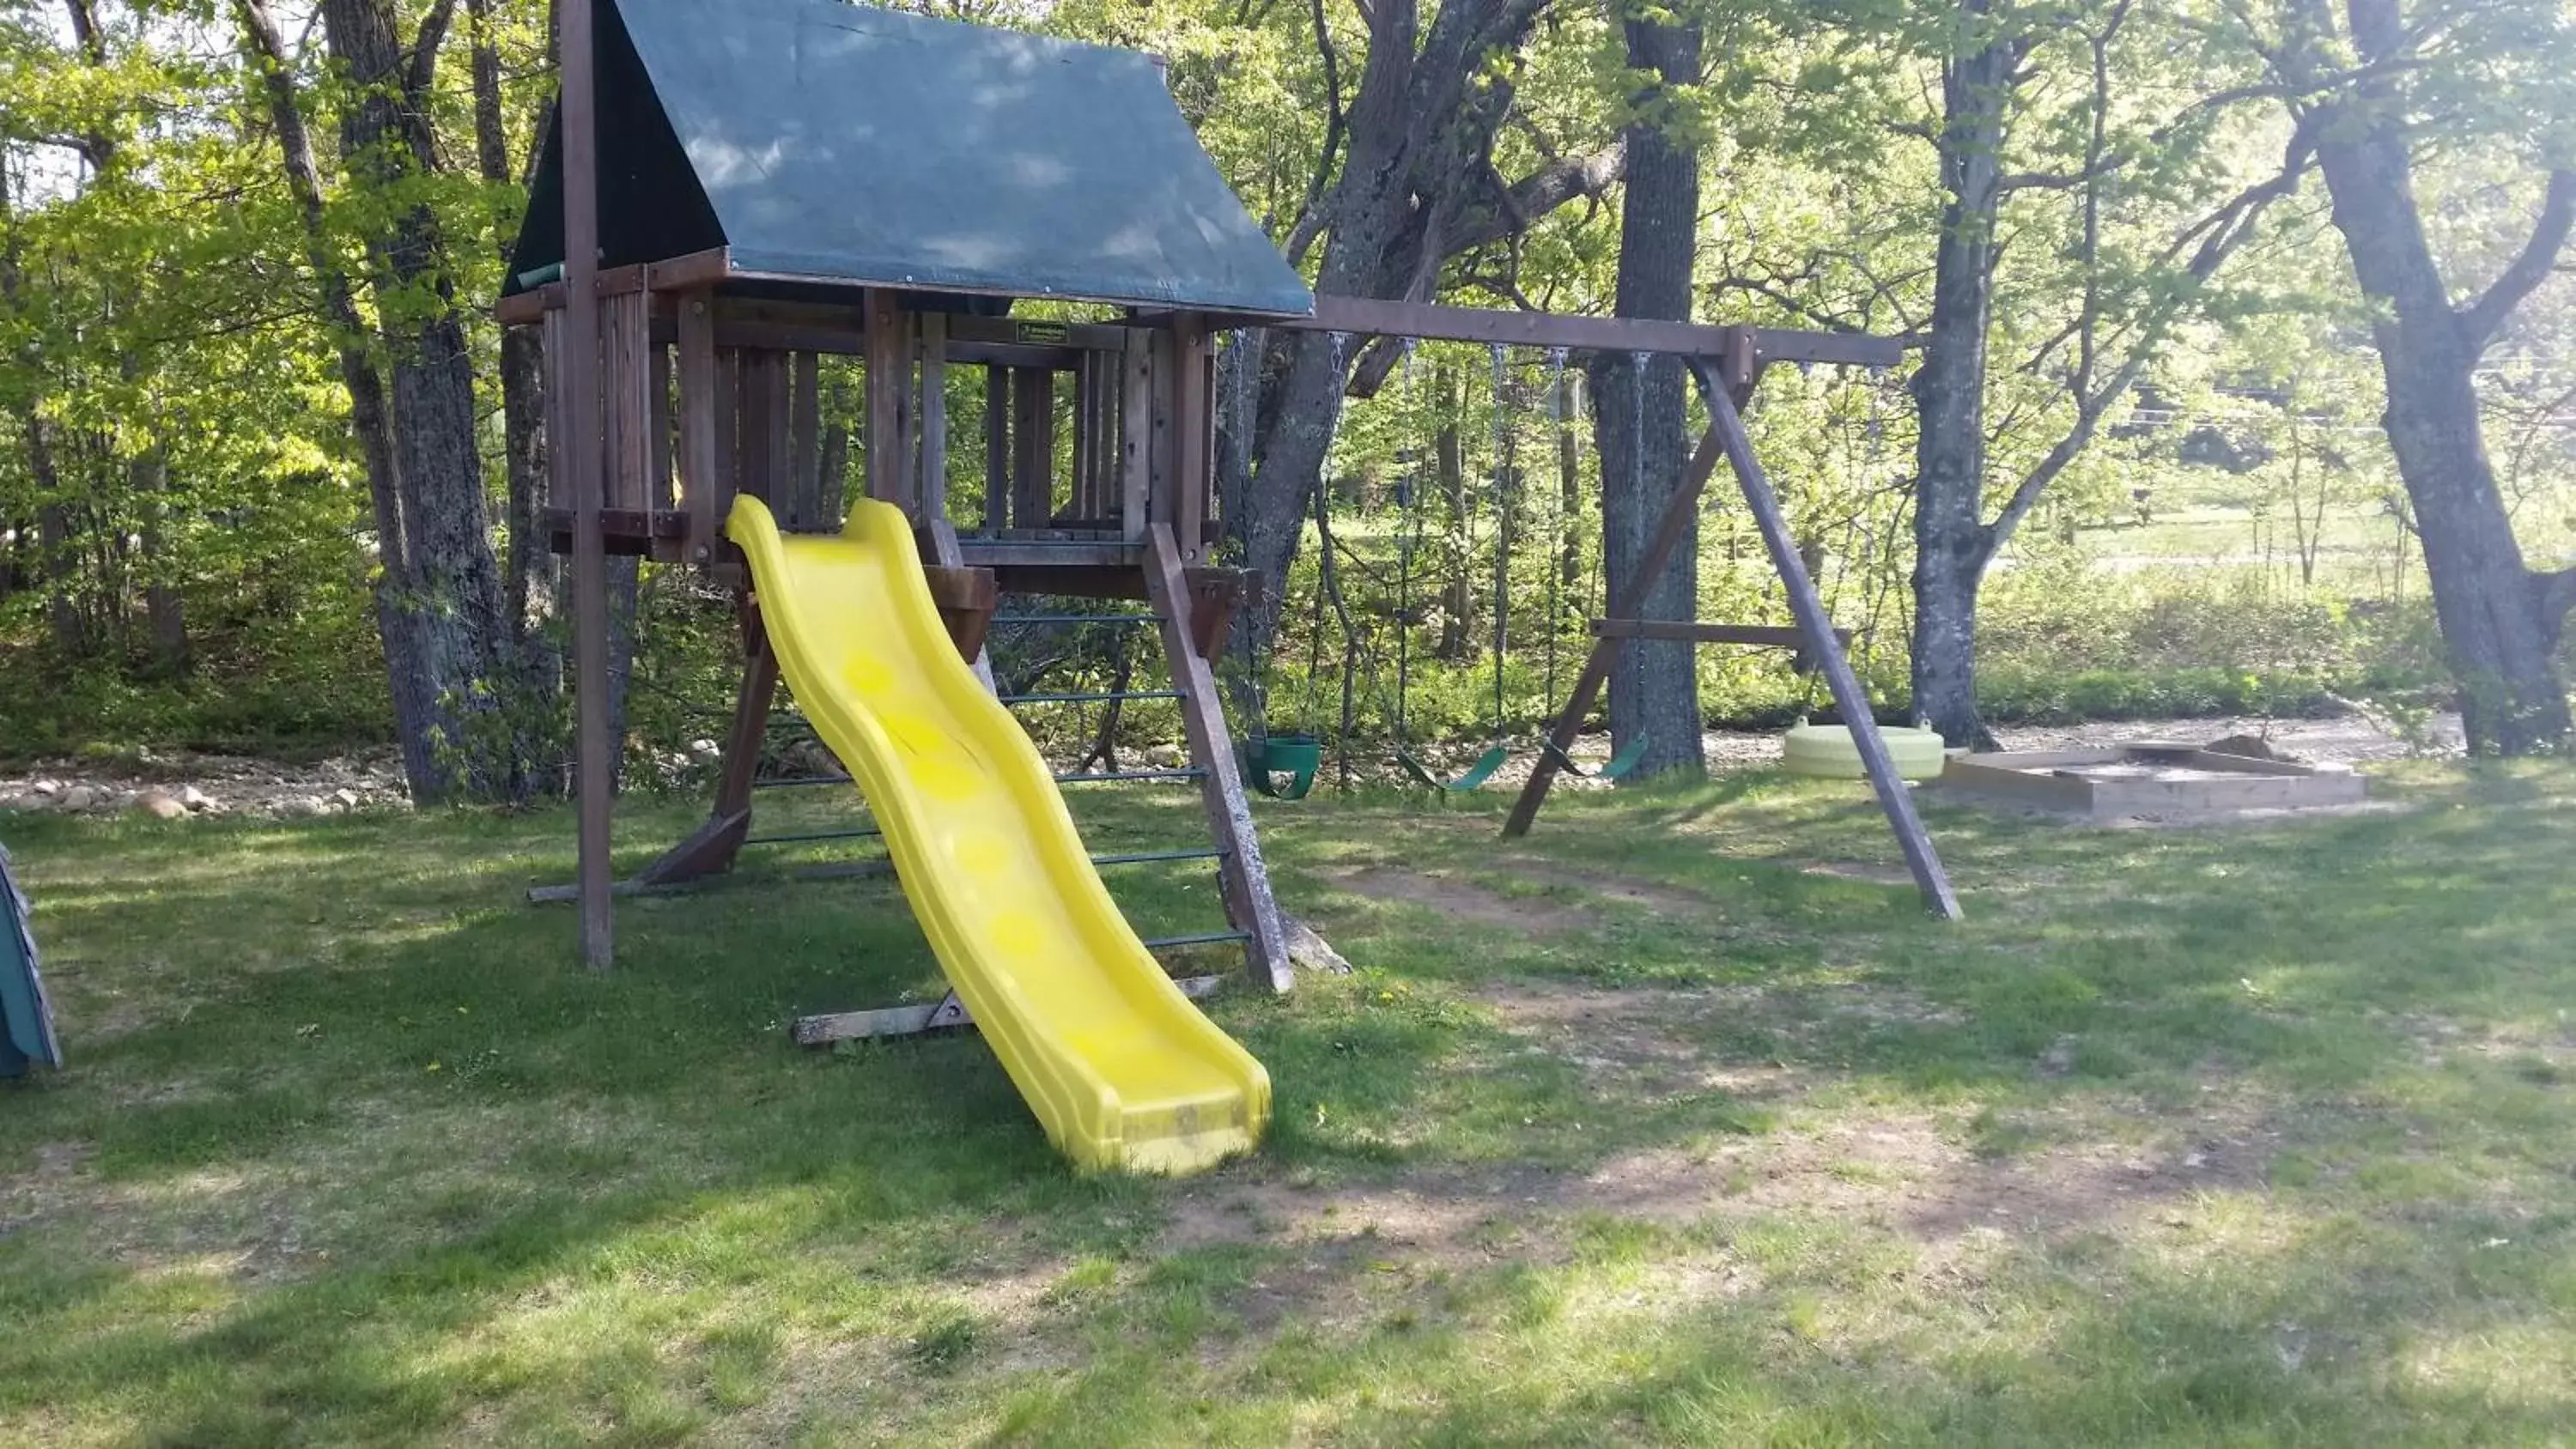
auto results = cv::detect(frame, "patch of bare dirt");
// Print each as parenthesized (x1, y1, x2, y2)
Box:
(1326, 866, 1573, 935)
(1789, 859, 1917, 886)
(1485, 859, 1716, 917)
(1468, 978, 1803, 1098)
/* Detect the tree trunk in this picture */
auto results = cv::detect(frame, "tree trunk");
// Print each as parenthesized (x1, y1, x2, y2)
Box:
(1594, 10, 1704, 783)
(2297, 0, 2574, 751)
(133, 443, 189, 674)
(319, 0, 526, 799)
(1906, 12, 2014, 749)
(237, 0, 442, 790)
(1557, 372, 1583, 595)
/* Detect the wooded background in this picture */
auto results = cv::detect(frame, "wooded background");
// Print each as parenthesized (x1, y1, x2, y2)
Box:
(4, 0, 2573, 798)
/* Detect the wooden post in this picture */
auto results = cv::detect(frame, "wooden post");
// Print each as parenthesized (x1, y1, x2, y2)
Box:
(1120, 333, 1152, 540)
(864, 291, 914, 514)
(787, 350, 821, 529)
(677, 291, 720, 564)
(1697, 369, 1962, 920)
(982, 363, 1008, 528)
(1011, 367, 1053, 526)
(1145, 524, 1292, 992)
(918, 312, 949, 524)
(1504, 427, 1728, 840)
(560, 0, 613, 968)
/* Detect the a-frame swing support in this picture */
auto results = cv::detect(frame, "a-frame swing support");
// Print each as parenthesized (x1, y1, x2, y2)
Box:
(1498, 357, 1962, 920)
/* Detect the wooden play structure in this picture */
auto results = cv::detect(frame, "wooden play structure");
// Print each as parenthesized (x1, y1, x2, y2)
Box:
(509, 0, 1961, 1159)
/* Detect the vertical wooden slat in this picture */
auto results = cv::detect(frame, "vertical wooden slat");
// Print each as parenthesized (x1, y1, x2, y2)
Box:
(677, 292, 719, 563)
(863, 291, 914, 514)
(788, 349, 821, 529)
(1148, 330, 1176, 527)
(918, 313, 949, 524)
(982, 363, 1008, 529)
(609, 290, 653, 512)
(734, 349, 769, 502)
(714, 346, 742, 506)
(1119, 332, 1151, 541)
(1070, 352, 1096, 518)
(649, 342, 674, 512)
(542, 307, 570, 517)
(1011, 367, 1054, 527)
(764, 350, 792, 517)
(1171, 316, 1212, 563)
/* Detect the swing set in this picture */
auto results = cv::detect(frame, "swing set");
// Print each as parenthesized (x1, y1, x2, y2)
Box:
(1241, 297, 1963, 919)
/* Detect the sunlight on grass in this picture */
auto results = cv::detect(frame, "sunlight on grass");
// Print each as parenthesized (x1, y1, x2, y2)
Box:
(3, 765, 2573, 1443)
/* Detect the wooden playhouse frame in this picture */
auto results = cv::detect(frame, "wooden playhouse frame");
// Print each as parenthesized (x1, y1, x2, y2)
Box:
(519, 0, 1961, 1011)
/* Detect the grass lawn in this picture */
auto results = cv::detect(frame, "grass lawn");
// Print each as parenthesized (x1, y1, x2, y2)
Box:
(3, 763, 2573, 1446)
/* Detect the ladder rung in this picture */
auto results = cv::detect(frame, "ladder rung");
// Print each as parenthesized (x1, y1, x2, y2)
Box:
(744, 826, 883, 846)
(1143, 929, 1253, 949)
(1091, 847, 1224, 866)
(1056, 767, 1205, 785)
(1000, 689, 1184, 706)
(753, 774, 853, 790)
(992, 613, 1159, 626)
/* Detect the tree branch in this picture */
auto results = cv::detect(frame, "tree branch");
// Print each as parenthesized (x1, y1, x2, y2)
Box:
(1280, 0, 1346, 270)
(406, 0, 461, 102)
(2459, 168, 2576, 351)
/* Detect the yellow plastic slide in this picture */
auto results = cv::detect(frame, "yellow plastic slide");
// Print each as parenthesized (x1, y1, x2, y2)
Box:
(728, 495, 1269, 1173)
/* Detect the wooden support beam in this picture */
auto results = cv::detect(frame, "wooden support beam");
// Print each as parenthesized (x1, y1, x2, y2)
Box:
(1504, 427, 1729, 840)
(1145, 524, 1292, 993)
(1279, 294, 1903, 369)
(920, 563, 999, 661)
(1589, 619, 1851, 647)
(560, 0, 613, 969)
(864, 292, 914, 513)
(1694, 367, 1961, 920)
(630, 607, 782, 891)
(918, 312, 950, 523)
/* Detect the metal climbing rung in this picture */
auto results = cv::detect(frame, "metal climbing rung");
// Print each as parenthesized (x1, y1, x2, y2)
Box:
(1091, 847, 1225, 867)
(753, 774, 853, 790)
(1055, 767, 1205, 785)
(999, 689, 1184, 706)
(1142, 929, 1253, 950)
(744, 825, 882, 847)
(991, 613, 1159, 626)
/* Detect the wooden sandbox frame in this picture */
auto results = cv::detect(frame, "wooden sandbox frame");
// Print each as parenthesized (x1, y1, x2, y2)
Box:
(1938, 743, 2367, 820)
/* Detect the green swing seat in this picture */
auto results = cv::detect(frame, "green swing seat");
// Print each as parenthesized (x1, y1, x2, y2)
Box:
(1542, 734, 1653, 781)
(1239, 733, 1321, 801)
(1396, 742, 1510, 793)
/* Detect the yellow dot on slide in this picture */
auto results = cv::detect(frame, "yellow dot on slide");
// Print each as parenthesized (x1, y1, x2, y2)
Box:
(841, 654, 894, 695)
(951, 832, 1011, 877)
(988, 912, 1044, 957)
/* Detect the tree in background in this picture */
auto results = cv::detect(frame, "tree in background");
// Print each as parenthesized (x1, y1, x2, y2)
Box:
(1594, 2, 1704, 782)
(1900, 0, 2310, 746)
(2257, 0, 2576, 753)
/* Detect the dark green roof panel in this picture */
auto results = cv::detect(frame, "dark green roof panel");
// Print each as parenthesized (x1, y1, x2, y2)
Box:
(517, 0, 1311, 317)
